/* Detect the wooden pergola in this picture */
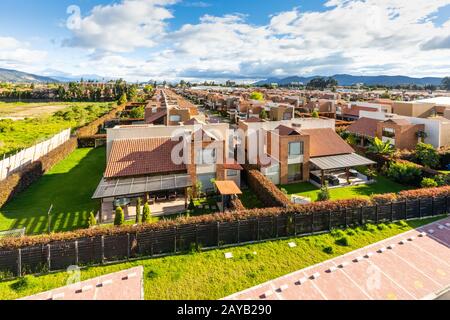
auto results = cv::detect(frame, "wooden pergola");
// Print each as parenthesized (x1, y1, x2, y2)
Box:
(214, 180, 243, 212)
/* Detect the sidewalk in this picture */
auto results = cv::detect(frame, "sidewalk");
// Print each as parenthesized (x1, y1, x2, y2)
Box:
(224, 217, 450, 300)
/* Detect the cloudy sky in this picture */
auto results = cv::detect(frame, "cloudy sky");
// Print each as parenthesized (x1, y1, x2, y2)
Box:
(0, 0, 449, 82)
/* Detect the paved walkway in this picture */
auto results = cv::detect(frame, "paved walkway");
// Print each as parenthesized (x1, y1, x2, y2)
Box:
(224, 217, 450, 300)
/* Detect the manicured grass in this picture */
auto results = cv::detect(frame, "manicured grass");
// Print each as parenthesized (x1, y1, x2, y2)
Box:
(0, 216, 442, 300)
(0, 148, 106, 234)
(239, 189, 264, 209)
(280, 175, 410, 202)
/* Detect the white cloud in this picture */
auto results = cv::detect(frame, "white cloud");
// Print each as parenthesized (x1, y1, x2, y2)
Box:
(63, 0, 177, 52)
(0, 36, 48, 69)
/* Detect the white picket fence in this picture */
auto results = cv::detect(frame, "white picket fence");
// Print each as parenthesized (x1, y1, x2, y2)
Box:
(0, 128, 71, 181)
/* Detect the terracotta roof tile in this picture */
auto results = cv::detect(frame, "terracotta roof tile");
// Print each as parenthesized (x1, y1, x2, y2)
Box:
(301, 128, 355, 157)
(104, 138, 186, 178)
(347, 117, 381, 138)
(275, 125, 301, 136)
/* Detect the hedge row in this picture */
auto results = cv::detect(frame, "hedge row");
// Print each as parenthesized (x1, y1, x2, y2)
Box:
(230, 197, 245, 211)
(0, 138, 78, 208)
(1, 184, 449, 249)
(77, 134, 107, 148)
(246, 169, 290, 207)
(76, 103, 127, 137)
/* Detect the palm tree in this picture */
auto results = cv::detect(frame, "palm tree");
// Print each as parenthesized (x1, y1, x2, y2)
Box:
(367, 137, 394, 156)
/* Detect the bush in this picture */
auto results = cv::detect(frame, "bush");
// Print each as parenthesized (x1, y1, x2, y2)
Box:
(421, 177, 438, 188)
(385, 161, 422, 186)
(114, 207, 125, 226)
(414, 143, 440, 168)
(142, 203, 151, 223)
(317, 183, 331, 202)
(135, 198, 142, 224)
(188, 199, 196, 210)
(335, 236, 350, 246)
(88, 212, 97, 228)
(330, 229, 345, 238)
(323, 246, 334, 254)
(10, 275, 38, 292)
(246, 169, 289, 207)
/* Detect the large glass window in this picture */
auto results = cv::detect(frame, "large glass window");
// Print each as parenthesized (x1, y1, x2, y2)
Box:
(382, 127, 395, 138)
(288, 142, 304, 156)
(196, 148, 217, 164)
(169, 115, 182, 122)
(227, 170, 238, 177)
(288, 163, 303, 182)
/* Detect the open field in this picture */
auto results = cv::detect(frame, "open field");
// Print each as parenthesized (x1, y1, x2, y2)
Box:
(0, 216, 442, 300)
(280, 175, 410, 202)
(0, 101, 115, 156)
(0, 148, 106, 234)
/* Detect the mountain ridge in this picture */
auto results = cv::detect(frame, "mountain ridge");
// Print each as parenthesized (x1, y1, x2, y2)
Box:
(0, 68, 58, 83)
(254, 74, 444, 86)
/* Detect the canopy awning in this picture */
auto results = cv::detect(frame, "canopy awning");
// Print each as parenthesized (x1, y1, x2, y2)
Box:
(310, 153, 376, 171)
(92, 174, 192, 199)
(214, 180, 243, 195)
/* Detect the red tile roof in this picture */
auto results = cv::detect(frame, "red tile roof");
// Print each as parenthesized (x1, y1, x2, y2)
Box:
(244, 117, 264, 123)
(104, 138, 186, 178)
(301, 128, 355, 157)
(145, 110, 166, 124)
(347, 117, 381, 138)
(275, 125, 301, 136)
(342, 106, 377, 117)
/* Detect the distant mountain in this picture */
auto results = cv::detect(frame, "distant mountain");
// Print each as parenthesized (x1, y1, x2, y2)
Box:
(50, 74, 115, 82)
(254, 74, 444, 87)
(0, 68, 58, 83)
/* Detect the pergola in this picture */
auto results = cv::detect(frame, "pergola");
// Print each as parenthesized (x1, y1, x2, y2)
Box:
(309, 153, 376, 186)
(214, 180, 242, 212)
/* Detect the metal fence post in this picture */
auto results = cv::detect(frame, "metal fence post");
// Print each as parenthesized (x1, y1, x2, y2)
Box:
(418, 198, 421, 219)
(174, 227, 177, 253)
(431, 197, 435, 216)
(101, 236, 105, 264)
(329, 210, 332, 230)
(360, 206, 364, 225)
(375, 205, 379, 224)
(344, 208, 348, 227)
(257, 218, 260, 241)
(390, 202, 394, 222)
(17, 249, 22, 277)
(311, 212, 315, 234)
(217, 222, 220, 247)
(47, 244, 51, 271)
(294, 214, 297, 236)
(74, 240, 79, 265)
(275, 216, 278, 238)
(127, 234, 130, 259)
(237, 221, 240, 244)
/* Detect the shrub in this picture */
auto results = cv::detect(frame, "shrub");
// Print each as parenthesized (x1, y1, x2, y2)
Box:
(330, 229, 345, 238)
(377, 223, 387, 230)
(10, 275, 38, 292)
(249, 91, 264, 101)
(246, 169, 290, 207)
(114, 207, 125, 226)
(118, 93, 128, 105)
(346, 229, 356, 236)
(317, 183, 330, 202)
(335, 236, 350, 246)
(421, 177, 438, 188)
(396, 220, 408, 228)
(142, 203, 151, 223)
(88, 212, 97, 228)
(135, 198, 142, 224)
(311, 110, 319, 118)
(414, 143, 440, 168)
(323, 246, 334, 254)
(188, 199, 196, 211)
(363, 223, 377, 232)
(385, 161, 422, 186)
(371, 193, 397, 205)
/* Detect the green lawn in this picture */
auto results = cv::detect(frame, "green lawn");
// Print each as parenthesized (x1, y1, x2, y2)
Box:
(280, 175, 410, 202)
(0, 148, 106, 234)
(0, 216, 442, 300)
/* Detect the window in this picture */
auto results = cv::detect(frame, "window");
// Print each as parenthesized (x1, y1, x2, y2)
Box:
(288, 142, 304, 156)
(227, 170, 238, 177)
(382, 127, 395, 138)
(169, 115, 182, 122)
(196, 148, 217, 164)
(283, 112, 292, 120)
(288, 163, 303, 182)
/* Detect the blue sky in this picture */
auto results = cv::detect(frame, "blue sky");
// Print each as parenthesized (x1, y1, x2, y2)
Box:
(0, 0, 449, 81)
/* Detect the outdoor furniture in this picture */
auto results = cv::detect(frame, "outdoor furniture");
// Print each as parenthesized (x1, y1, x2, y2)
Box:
(156, 195, 167, 202)
(168, 193, 177, 201)
(349, 169, 359, 177)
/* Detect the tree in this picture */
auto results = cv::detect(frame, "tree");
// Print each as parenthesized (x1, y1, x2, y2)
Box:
(142, 202, 151, 223)
(88, 211, 97, 228)
(367, 137, 394, 156)
(143, 84, 154, 94)
(114, 206, 125, 226)
(414, 142, 440, 168)
(129, 106, 145, 118)
(317, 182, 330, 201)
(118, 93, 128, 105)
(260, 109, 268, 120)
(311, 110, 319, 118)
(249, 91, 264, 101)
(135, 198, 142, 224)
(441, 77, 450, 91)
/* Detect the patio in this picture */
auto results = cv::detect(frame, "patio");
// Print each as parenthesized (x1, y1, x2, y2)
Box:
(309, 169, 374, 188)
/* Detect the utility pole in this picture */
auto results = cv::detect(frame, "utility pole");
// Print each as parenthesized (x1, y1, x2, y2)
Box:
(47, 204, 53, 234)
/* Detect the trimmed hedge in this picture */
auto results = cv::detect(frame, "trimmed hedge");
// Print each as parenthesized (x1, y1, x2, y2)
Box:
(0, 138, 78, 208)
(3, 184, 449, 250)
(246, 169, 290, 207)
(230, 197, 245, 211)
